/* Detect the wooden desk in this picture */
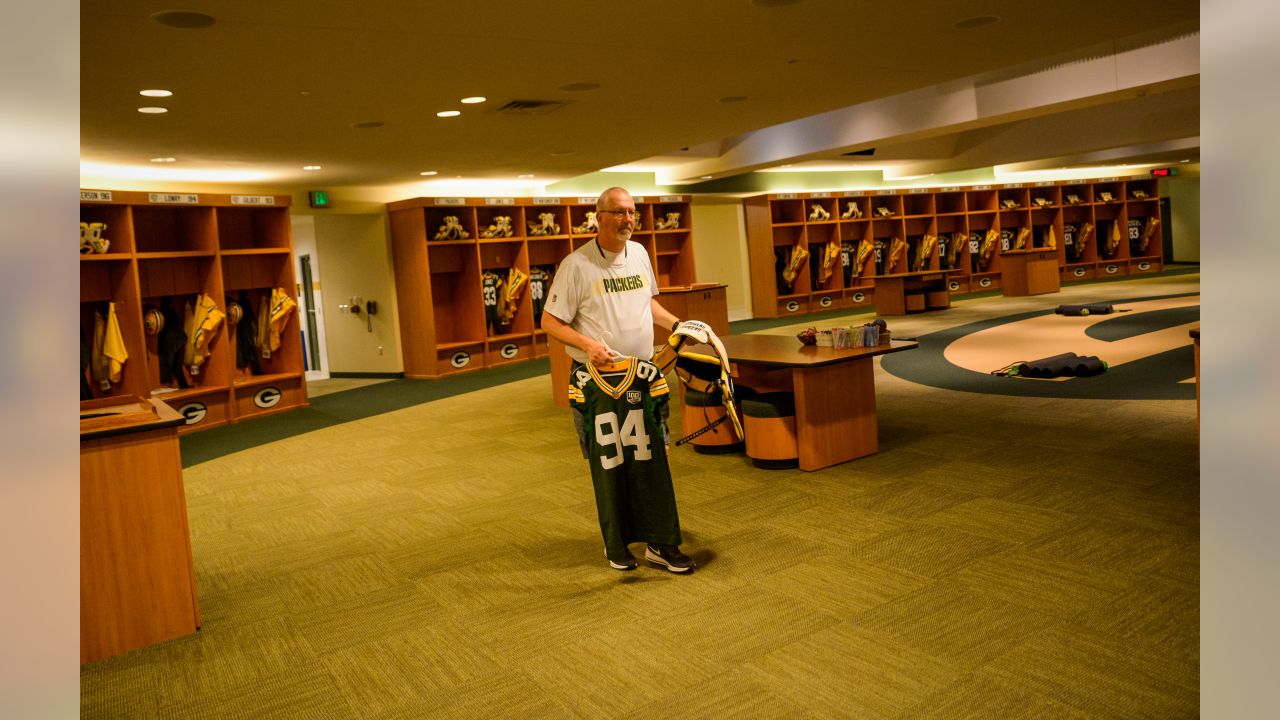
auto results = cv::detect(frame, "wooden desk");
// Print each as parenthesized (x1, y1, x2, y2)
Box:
(81, 397, 200, 663)
(1002, 249, 1061, 296)
(871, 271, 954, 316)
(721, 334, 918, 471)
(548, 283, 730, 408)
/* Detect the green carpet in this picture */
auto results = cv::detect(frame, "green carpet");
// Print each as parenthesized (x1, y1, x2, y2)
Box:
(80, 273, 1199, 718)
(180, 359, 551, 468)
(879, 292, 1198, 400)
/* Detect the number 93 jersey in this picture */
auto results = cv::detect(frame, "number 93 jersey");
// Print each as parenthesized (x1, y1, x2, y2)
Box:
(569, 357, 682, 554)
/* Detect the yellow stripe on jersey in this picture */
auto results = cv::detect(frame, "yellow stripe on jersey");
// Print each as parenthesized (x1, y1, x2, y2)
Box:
(586, 358, 638, 399)
(651, 374, 669, 397)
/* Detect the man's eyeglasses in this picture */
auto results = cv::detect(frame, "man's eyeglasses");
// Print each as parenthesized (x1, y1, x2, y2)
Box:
(599, 209, 638, 219)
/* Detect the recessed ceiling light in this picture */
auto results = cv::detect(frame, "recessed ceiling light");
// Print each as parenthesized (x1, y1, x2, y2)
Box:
(139, 89, 172, 97)
(718, 95, 747, 103)
(351, 121, 384, 129)
(700, 176, 713, 180)
(460, 96, 487, 104)
(436, 110, 460, 118)
(151, 10, 215, 29)
(1180, 159, 1190, 163)
(953, 15, 1000, 29)
(558, 82, 600, 92)
(518, 174, 535, 179)
(150, 157, 176, 163)
(137, 107, 168, 114)
(419, 170, 438, 176)
(303, 165, 322, 171)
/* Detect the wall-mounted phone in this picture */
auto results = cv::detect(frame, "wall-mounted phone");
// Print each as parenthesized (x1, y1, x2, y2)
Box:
(337, 296, 377, 331)
(338, 295, 363, 314)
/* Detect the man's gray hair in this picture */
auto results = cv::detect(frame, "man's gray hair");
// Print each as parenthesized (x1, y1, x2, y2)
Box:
(596, 187, 631, 212)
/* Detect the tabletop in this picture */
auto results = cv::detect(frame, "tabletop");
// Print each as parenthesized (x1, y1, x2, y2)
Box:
(720, 334, 918, 368)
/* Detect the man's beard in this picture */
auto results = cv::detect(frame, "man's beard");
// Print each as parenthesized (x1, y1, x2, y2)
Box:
(617, 227, 632, 242)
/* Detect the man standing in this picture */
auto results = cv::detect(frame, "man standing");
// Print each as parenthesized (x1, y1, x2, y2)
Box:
(541, 187, 694, 573)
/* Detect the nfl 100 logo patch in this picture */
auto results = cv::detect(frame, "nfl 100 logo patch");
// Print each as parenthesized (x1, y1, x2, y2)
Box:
(626, 390, 642, 405)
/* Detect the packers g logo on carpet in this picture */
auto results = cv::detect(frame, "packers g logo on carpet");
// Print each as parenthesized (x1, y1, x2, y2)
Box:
(880, 293, 1199, 400)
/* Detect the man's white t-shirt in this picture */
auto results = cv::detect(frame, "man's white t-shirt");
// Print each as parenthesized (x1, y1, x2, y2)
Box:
(543, 238, 658, 363)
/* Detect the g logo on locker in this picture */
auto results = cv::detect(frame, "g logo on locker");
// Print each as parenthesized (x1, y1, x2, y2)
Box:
(254, 387, 282, 409)
(178, 402, 207, 425)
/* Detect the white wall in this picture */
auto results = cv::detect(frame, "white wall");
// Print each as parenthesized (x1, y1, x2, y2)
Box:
(313, 214, 404, 374)
(690, 199, 753, 320)
(1164, 176, 1200, 263)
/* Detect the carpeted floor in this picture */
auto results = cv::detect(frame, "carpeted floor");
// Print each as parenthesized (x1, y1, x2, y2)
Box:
(82, 272, 1200, 719)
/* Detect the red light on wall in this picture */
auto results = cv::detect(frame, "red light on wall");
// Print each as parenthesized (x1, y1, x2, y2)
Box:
(1151, 168, 1177, 177)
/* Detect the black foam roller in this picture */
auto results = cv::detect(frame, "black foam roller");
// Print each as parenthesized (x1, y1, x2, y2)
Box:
(1018, 352, 1079, 377)
(1073, 356, 1107, 376)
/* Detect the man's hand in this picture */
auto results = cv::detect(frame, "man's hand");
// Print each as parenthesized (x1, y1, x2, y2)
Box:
(585, 339, 616, 366)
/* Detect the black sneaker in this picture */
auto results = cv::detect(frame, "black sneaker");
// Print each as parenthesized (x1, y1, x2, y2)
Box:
(645, 544, 694, 573)
(606, 548, 637, 571)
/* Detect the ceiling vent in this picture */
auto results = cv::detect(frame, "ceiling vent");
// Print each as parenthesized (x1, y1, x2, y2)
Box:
(495, 100, 567, 115)
(842, 148, 876, 157)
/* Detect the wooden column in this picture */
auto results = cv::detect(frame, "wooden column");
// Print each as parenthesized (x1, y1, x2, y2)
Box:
(81, 398, 199, 663)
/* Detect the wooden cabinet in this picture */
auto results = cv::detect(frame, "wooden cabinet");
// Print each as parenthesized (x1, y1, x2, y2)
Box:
(654, 284, 729, 337)
(743, 176, 1165, 318)
(1002, 249, 1062, 296)
(80, 190, 309, 433)
(388, 194, 699, 379)
(81, 397, 199, 663)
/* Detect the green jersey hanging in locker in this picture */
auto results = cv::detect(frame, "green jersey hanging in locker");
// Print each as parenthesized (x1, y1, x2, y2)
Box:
(481, 270, 504, 335)
(528, 266, 552, 325)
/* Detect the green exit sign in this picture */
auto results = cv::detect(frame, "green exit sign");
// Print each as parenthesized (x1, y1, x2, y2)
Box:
(308, 190, 331, 208)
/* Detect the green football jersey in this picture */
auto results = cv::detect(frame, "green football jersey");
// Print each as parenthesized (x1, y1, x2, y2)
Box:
(568, 358, 681, 560)
(529, 267, 551, 324)
(481, 270, 503, 333)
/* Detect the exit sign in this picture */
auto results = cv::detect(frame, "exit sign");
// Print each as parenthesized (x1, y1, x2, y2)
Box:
(308, 190, 331, 208)
(1151, 168, 1179, 177)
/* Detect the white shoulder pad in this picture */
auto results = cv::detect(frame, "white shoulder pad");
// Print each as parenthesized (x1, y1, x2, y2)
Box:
(670, 319, 712, 347)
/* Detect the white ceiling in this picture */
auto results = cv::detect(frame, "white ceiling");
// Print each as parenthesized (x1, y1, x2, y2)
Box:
(80, 0, 1200, 197)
